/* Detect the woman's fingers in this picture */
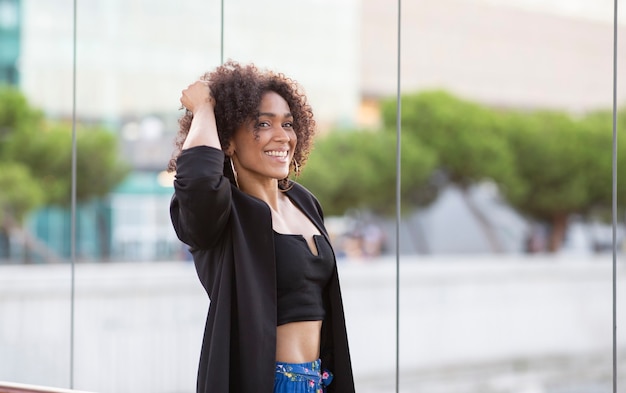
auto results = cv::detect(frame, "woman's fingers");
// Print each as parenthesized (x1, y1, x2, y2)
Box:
(180, 80, 213, 113)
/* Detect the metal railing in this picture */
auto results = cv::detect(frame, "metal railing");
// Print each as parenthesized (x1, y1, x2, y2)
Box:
(0, 382, 95, 393)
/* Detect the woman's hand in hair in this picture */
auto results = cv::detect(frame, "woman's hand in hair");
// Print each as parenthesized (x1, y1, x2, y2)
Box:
(181, 80, 221, 150)
(180, 80, 215, 115)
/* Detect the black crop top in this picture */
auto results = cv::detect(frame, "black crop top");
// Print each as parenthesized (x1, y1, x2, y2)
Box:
(274, 231, 335, 326)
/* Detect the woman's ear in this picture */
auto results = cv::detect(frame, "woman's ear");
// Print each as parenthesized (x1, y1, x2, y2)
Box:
(224, 141, 235, 157)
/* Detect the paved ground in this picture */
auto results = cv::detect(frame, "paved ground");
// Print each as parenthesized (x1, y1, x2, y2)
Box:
(354, 352, 625, 393)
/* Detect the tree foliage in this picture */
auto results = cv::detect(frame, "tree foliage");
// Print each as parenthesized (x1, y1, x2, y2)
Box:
(497, 110, 614, 250)
(0, 162, 45, 224)
(0, 86, 129, 226)
(576, 109, 626, 214)
(378, 89, 621, 252)
(0, 86, 43, 143)
(501, 111, 609, 218)
(297, 129, 437, 216)
(381, 90, 523, 197)
(4, 122, 129, 205)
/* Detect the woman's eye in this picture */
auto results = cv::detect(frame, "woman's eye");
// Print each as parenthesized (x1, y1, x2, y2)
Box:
(258, 121, 270, 128)
(283, 122, 293, 128)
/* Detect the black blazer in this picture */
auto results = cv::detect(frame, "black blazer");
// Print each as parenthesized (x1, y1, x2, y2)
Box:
(170, 146, 355, 393)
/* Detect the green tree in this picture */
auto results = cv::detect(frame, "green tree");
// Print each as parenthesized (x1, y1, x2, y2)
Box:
(500, 110, 614, 251)
(0, 86, 129, 262)
(4, 122, 129, 205)
(382, 90, 523, 252)
(0, 86, 42, 144)
(0, 162, 44, 225)
(576, 109, 626, 215)
(298, 129, 437, 216)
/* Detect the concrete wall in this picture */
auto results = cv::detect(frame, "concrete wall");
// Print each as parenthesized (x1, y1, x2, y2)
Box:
(1, 254, 624, 393)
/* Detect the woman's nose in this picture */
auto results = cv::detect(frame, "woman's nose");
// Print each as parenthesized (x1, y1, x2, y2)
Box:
(274, 126, 291, 141)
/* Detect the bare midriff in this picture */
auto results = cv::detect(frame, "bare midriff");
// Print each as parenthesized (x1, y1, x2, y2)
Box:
(276, 320, 323, 363)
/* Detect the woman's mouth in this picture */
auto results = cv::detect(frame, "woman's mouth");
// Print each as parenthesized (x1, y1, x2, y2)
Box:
(265, 150, 289, 161)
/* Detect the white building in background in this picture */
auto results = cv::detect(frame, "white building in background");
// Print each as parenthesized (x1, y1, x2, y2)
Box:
(360, 0, 626, 116)
(19, 0, 361, 129)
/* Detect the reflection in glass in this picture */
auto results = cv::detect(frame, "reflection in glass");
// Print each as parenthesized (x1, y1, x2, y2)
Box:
(1, 0, 625, 392)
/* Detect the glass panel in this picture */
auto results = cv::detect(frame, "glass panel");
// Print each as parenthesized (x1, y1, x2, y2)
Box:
(392, 1, 626, 391)
(0, 0, 74, 388)
(70, 1, 218, 391)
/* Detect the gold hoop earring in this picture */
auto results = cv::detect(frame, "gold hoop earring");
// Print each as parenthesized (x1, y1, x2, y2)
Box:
(229, 157, 239, 188)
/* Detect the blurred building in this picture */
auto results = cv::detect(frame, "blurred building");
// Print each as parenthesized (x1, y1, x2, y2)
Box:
(0, 0, 20, 84)
(360, 0, 626, 127)
(3, 0, 625, 260)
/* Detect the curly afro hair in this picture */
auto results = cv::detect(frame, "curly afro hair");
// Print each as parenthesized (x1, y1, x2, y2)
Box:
(168, 61, 316, 189)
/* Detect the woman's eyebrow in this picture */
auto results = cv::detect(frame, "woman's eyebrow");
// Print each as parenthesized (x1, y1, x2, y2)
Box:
(258, 112, 293, 118)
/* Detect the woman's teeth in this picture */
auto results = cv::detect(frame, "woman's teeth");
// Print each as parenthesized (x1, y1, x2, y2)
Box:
(266, 151, 288, 158)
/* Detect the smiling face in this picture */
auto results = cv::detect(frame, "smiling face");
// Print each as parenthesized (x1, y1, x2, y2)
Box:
(227, 91, 297, 185)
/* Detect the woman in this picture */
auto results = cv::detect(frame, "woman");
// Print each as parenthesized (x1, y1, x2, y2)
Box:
(168, 61, 355, 393)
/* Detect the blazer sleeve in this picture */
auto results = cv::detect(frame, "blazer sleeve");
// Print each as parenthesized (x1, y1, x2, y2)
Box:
(170, 145, 232, 249)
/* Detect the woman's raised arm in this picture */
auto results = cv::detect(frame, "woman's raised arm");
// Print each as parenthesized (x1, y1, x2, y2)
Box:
(180, 80, 221, 151)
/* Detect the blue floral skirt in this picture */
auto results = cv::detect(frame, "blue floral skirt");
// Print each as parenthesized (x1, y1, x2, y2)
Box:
(274, 359, 333, 393)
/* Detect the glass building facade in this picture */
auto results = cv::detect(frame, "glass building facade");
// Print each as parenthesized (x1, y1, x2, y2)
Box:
(0, 0, 20, 85)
